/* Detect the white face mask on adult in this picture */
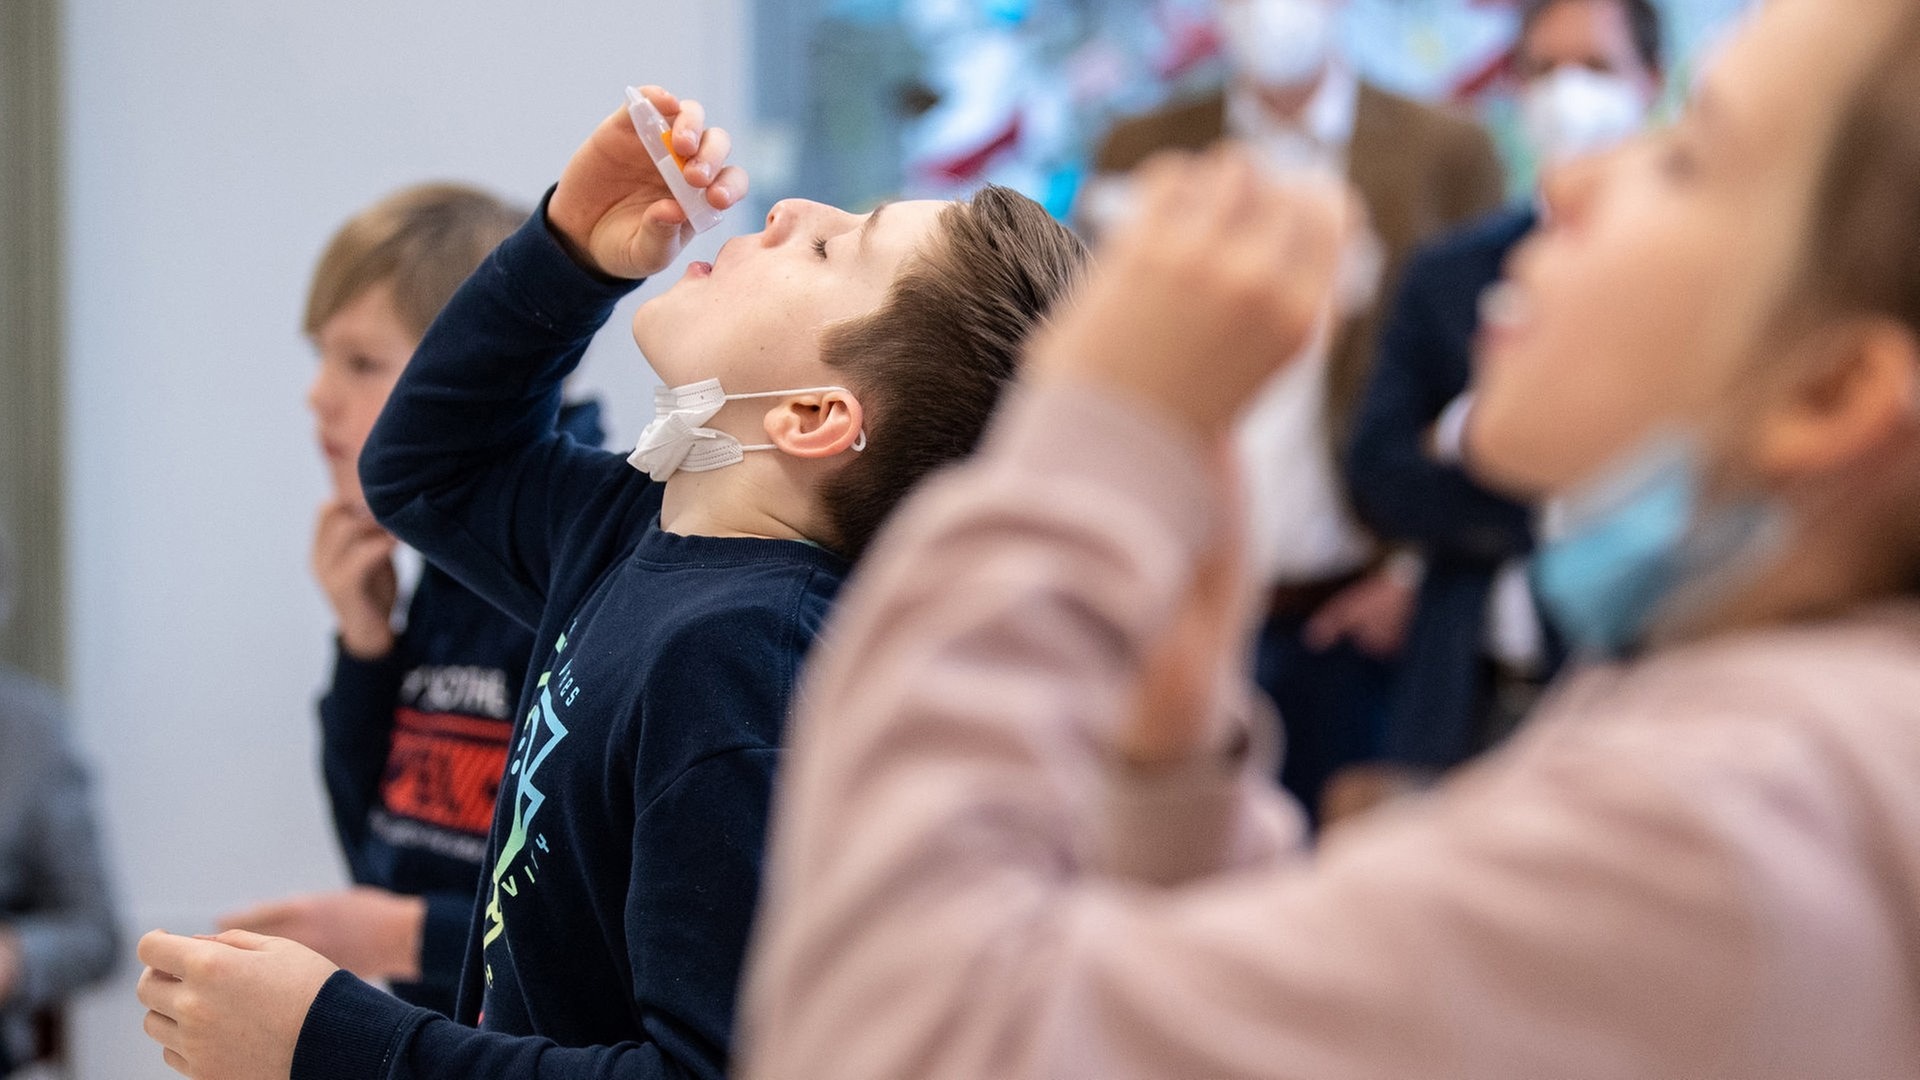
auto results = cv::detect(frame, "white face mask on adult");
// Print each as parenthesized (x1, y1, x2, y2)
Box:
(628, 377, 867, 483)
(1219, 0, 1337, 90)
(1520, 65, 1651, 168)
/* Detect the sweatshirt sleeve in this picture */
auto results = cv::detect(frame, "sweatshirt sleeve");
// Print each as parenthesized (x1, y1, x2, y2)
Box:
(291, 754, 774, 1080)
(317, 641, 406, 883)
(358, 188, 645, 629)
(293, 973, 720, 1080)
(737, 377, 1789, 1080)
(1095, 683, 1304, 887)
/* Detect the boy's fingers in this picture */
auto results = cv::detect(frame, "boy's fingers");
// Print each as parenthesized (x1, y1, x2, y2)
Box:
(136, 965, 184, 1016)
(136, 929, 199, 975)
(671, 98, 705, 158)
(316, 508, 386, 558)
(637, 84, 679, 119)
(645, 199, 690, 232)
(341, 536, 397, 579)
(209, 927, 278, 951)
(215, 901, 290, 932)
(684, 126, 731, 186)
(706, 164, 749, 209)
(1202, 150, 1262, 232)
(1128, 154, 1192, 231)
(141, 1007, 182, 1052)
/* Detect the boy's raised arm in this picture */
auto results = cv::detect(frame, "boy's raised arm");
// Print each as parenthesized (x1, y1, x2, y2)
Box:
(359, 87, 746, 626)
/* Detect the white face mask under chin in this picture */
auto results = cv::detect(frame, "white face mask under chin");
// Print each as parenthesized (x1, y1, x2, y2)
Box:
(627, 377, 868, 482)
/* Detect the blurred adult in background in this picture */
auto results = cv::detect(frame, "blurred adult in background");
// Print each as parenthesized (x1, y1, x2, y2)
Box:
(1338, 0, 1663, 819)
(1085, 0, 1506, 821)
(0, 527, 119, 1076)
(217, 184, 604, 1016)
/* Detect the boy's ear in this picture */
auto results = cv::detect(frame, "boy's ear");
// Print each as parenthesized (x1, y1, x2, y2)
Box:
(762, 390, 865, 460)
(1754, 318, 1920, 479)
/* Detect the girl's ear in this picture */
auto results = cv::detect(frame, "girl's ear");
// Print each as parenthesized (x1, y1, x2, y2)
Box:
(1754, 318, 1920, 479)
(762, 390, 865, 460)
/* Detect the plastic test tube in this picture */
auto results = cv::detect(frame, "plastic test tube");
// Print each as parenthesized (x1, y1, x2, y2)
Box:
(625, 86, 725, 234)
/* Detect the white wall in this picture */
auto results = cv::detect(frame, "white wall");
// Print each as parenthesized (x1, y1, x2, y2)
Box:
(61, 2, 753, 1074)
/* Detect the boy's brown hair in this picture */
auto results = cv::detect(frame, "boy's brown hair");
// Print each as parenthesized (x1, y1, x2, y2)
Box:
(305, 183, 526, 338)
(816, 186, 1090, 559)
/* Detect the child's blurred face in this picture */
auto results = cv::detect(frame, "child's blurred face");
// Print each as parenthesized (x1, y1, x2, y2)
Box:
(631, 198, 949, 397)
(1467, 0, 1902, 497)
(1513, 0, 1657, 88)
(306, 283, 415, 508)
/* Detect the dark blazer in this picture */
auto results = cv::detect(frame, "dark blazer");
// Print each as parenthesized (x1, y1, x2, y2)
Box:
(1344, 206, 1561, 768)
(1093, 83, 1507, 450)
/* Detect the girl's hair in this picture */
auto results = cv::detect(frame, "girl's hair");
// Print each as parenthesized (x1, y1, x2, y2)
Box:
(305, 183, 526, 339)
(1794, 3, 1920, 338)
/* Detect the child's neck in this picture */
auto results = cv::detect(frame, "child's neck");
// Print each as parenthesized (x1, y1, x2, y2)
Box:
(657, 463, 820, 546)
(1656, 500, 1908, 649)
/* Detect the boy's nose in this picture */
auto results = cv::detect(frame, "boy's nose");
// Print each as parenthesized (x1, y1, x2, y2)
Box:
(763, 199, 833, 246)
(305, 372, 335, 417)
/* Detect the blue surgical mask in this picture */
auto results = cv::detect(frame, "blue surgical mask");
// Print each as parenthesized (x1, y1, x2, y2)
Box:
(1532, 433, 1786, 659)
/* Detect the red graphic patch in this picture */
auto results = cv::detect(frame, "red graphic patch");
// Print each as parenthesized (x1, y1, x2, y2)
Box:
(381, 708, 513, 836)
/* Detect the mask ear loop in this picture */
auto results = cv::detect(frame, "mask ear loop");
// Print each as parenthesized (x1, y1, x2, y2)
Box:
(724, 385, 868, 455)
(735, 430, 867, 455)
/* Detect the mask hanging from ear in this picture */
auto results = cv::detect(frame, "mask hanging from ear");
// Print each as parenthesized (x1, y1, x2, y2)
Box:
(628, 378, 867, 482)
(1531, 432, 1787, 658)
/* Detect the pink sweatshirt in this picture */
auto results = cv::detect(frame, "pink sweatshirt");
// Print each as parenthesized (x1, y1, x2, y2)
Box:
(740, 378, 1920, 1080)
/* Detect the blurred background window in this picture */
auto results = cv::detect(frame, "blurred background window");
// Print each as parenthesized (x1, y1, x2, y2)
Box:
(756, 0, 1755, 214)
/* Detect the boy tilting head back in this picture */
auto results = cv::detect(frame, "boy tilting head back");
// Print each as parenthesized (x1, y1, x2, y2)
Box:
(135, 85, 1085, 1079)
(216, 184, 603, 1019)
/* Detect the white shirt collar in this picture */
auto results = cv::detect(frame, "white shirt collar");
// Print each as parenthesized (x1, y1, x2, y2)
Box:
(1225, 61, 1360, 173)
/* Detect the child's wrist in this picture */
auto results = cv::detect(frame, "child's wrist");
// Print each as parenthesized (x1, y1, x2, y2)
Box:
(338, 626, 395, 661)
(545, 215, 601, 276)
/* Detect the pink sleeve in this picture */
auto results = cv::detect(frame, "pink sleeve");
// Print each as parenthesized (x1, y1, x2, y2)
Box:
(739, 379, 1833, 1080)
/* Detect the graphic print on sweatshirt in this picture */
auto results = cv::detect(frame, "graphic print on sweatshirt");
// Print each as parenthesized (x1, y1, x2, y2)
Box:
(373, 662, 515, 865)
(481, 627, 576, 973)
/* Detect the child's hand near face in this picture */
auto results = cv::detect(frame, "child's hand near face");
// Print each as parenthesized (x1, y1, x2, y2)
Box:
(1028, 146, 1350, 438)
(312, 498, 398, 661)
(548, 85, 749, 280)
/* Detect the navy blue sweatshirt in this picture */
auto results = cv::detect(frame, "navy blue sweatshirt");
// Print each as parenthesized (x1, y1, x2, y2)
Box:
(292, 194, 848, 1079)
(318, 401, 602, 1016)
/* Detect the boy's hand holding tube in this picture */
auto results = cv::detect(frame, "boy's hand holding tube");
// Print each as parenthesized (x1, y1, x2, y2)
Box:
(548, 85, 748, 280)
